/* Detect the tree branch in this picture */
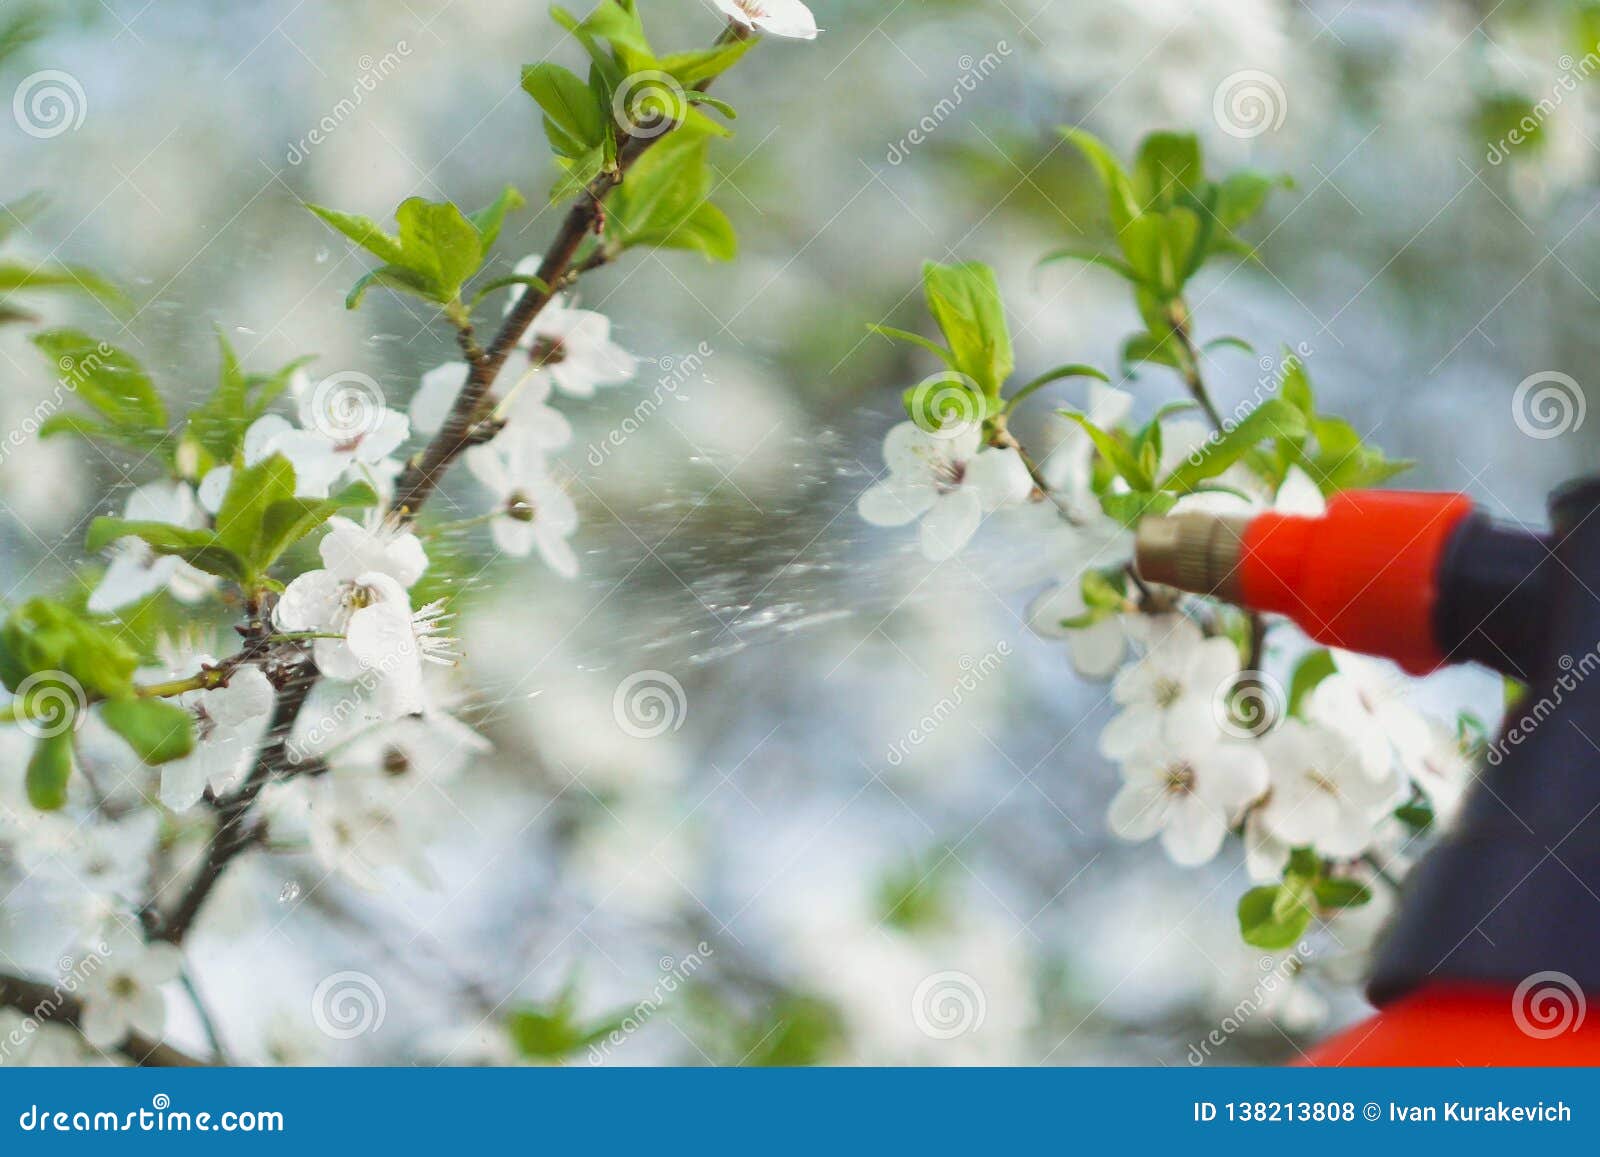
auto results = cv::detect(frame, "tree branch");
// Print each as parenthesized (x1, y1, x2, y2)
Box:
(0, 972, 210, 1067)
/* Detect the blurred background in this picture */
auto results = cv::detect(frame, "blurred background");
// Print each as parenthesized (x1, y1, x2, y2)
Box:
(0, 0, 1594, 1065)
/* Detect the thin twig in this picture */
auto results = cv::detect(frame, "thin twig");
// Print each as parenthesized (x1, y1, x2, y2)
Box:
(0, 971, 209, 1067)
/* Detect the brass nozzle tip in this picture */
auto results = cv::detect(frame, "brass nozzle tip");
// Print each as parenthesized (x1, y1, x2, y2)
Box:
(1134, 513, 1251, 603)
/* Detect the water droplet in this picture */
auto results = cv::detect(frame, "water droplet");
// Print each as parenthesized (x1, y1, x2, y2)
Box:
(315, 247, 330, 264)
(278, 881, 301, 904)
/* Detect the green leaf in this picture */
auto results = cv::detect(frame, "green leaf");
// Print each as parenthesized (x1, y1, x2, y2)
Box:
(1006, 363, 1110, 411)
(1037, 245, 1141, 284)
(1160, 398, 1308, 492)
(1132, 131, 1202, 211)
(523, 62, 611, 157)
(922, 261, 1013, 397)
(0, 599, 138, 699)
(213, 453, 298, 568)
(468, 185, 526, 251)
(1313, 878, 1373, 910)
(255, 481, 379, 572)
(1099, 488, 1176, 528)
(39, 414, 168, 456)
(605, 125, 734, 259)
(305, 205, 407, 267)
(1286, 648, 1337, 717)
(31, 330, 165, 431)
(84, 518, 251, 585)
(26, 731, 73, 811)
(865, 323, 955, 368)
(1215, 171, 1289, 230)
(0, 261, 122, 305)
(344, 265, 438, 311)
(394, 197, 484, 302)
(184, 334, 307, 464)
(1238, 884, 1312, 949)
(1061, 127, 1141, 234)
(659, 38, 754, 87)
(100, 697, 194, 765)
(1058, 410, 1150, 490)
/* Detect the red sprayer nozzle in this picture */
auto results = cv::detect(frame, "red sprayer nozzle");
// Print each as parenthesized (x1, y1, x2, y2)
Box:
(1134, 491, 1486, 676)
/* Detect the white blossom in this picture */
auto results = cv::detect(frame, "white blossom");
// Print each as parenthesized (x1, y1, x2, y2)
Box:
(1243, 718, 1403, 879)
(1108, 732, 1269, 866)
(77, 928, 180, 1049)
(1041, 381, 1133, 519)
(1098, 616, 1240, 760)
(465, 435, 580, 578)
(710, 0, 820, 40)
(506, 294, 637, 399)
(159, 665, 275, 813)
(858, 421, 1032, 561)
(303, 774, 438, 891)
(1304, 650, 1431, 781)
(88, 482, 216, 613)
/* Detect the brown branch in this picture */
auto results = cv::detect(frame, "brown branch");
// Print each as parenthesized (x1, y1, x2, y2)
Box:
(152, 659, 318, 945)
(0, 972, 210, 1067)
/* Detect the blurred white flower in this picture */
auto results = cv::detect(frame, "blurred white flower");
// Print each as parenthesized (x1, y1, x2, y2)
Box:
(1243, 718, 1403, 879)
(334, 711, 490, 786)
(1041, 381, 1133, 517)
(465, 436, 580, 578)
(270, 391, 410, 499)
(858, 422, 1032, 561)
(1108, 731, 1268, 866)
(508, 294, 637, 399)
(1304, 651, 1431, 781)
(160, 665, 275, 812)
(77, 928, 180, 1049)
(711, 0, 819, 40)
(1027, 578, 1127, 679)
(1098, 616, 1240, 760)
(412, 361, 573, 453)
(197, 414, 291, 511)
(1402, 723, 1475, 829)
(88, 482, 216, 613)
(303, 774, 438, 891)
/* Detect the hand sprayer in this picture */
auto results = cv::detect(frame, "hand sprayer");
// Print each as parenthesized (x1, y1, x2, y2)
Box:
(1134, 478, 1600, 1063)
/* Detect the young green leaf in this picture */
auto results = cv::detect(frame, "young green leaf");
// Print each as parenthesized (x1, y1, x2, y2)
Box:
(26, 731, 74, 811)
(921, 261, 1013, 398)
(84, 518, 251, 585)
(523, 62, 611, 158)
(1238, 883, 1312, 949)
(1160, 398, 1309, 493)
(31, 330, 165, 431)
(100, 697, 195, 765)
(468, 185, 527, 251)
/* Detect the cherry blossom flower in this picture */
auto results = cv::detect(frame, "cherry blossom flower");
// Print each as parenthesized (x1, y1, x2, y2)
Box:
(197, 414, 292, 511)
(1304, 650, 1432, 781)
(1402, 723, 1475, 828)
(711, 0, 819, 40)
(77, 928, 181, 1049)
(857, 421, 1033, 561)
(411, 360, 572, 451)
(158, 664, 275, 812)
(88, 482, 216, 613)
(1098, 616, 1241, 760)
(303, 773, 438, 890)
(1243, 718, 1403, 879)
(508, 295, 637, 399)
(273, 516, 432, 683)
(335, 711, 490, 786)
(465, 436, 580, 578)
(270, 389, 410, 498)
(1108, 731, 1268, 866)
(1027, 577, 1128, 679)
(1042, 381, 1133, 520)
